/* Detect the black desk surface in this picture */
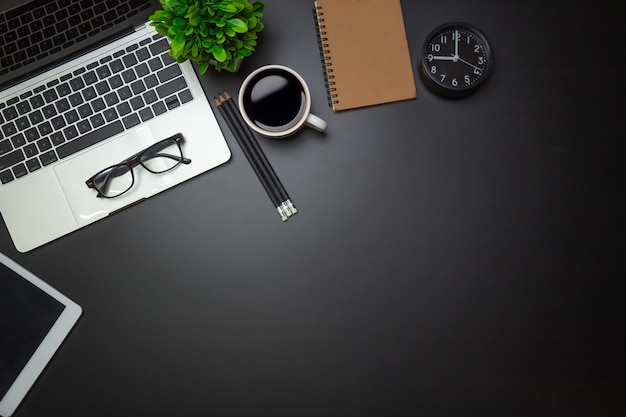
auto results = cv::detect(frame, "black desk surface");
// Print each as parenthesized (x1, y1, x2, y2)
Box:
(3, 1, 625, 416)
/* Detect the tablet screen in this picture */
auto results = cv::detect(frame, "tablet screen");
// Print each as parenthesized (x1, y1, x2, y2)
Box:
(0, 265, 65, 397)
(0, 253, 82, 417)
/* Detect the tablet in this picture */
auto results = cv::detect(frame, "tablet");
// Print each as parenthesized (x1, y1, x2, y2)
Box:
(0, 252, 82, 417)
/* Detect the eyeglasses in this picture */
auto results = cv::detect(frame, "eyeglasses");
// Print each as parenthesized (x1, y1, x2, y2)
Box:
(86, 133, 191, 198)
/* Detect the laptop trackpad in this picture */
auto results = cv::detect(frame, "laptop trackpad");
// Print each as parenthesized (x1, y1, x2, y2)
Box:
(54, 127, 180, 225)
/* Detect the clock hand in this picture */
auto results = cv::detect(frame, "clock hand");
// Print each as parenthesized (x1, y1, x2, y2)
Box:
(454, 30, 459, 58)
(432, 55, 455, 61)
(458, 57, 481, 71)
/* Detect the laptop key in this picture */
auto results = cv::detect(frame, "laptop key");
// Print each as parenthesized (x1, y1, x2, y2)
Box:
(12, 163, 28, 179)
(56, 82, 72, 97)
(25, 127, 39, 142)
(15, 116, 30, 130)
(57, 120, 123, 159)
(43, 89, 58, 103)
(156, 76, 188, 99)
(39, 150, 58, 166)
(0, 170, 14, 184)
(26, 157, 41, 172)
(23, 144, 37, 158)
(10, 133, 26, 148)
(51, 115, 66, 130)
(0, 149, 25, 170)
(0, 139, 12, 155)
(152, 101, 166, 116)
(122, 113, 140, 129)
(77, 120, 92, 134)
(37, 138, 52, 152)
(2, 106, 18, 121)
(16, 101, 31, 115)
(179, 89, 193, 104)
(50, 132, 65, 146)
(90, 114, 105, 128)
(139, 108, 153, 122)
(165, 95, 180, 110)
(157, 64, 182, 83)
(1, 121, 17, 137)
(30, 94, 45, 109)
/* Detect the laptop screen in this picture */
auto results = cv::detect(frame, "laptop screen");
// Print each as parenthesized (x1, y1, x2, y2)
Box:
(0, 0, 159, 89)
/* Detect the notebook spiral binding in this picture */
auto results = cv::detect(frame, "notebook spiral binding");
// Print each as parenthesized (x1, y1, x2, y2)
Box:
(313, 6, 338, 107)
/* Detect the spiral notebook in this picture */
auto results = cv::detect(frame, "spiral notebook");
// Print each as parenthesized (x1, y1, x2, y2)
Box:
(313, 0, 416, 112)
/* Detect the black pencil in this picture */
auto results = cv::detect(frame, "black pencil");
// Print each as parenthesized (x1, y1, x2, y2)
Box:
(221, 92, 295, 210)
(219, 91, 297, 219)
(215, 91, 297, 221)
(215, 96, 281, 211)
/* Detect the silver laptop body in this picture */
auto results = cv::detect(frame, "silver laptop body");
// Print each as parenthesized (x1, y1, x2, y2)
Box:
(0, 0, 231, 252)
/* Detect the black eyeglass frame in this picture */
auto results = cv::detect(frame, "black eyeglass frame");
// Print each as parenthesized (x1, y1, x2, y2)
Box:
(85, 133, 191, 198)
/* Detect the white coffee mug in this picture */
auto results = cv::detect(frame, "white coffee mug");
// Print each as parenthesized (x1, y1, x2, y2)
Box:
(238, 65, 327, 138)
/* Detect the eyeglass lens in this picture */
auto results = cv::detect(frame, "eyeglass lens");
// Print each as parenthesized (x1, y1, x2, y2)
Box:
(92, 137, 185, 198)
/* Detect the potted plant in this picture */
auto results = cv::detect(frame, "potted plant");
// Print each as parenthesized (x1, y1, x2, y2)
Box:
(149, 0, 265, 73)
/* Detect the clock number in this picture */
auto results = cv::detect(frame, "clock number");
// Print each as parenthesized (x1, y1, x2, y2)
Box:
(452, 78, 458, 87)
(464, 75, 471, 84)
(440, 74, 446, 82)
(431, 66, 437, 74)
(440, 35, 447, 43)
(478, 57, 485, 64)
(474, 68, 481, 75)
(427, 54, 434, 62)
(432, 43, 441, 52)
(474, 44, 480, 53)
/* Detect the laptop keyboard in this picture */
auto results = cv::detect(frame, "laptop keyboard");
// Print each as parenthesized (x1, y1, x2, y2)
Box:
(0, 0, 152, 75)
(0, 34, 194, 184)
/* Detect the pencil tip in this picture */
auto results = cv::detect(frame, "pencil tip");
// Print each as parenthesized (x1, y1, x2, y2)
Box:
(224, 91, 231, 100)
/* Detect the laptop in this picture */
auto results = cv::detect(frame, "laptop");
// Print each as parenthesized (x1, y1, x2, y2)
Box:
(0, 0, 232, 252)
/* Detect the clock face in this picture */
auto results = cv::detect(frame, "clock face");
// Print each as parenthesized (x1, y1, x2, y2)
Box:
(419, 22, 493, 98)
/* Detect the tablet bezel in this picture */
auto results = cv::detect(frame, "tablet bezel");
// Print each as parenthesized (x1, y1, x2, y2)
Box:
(0, 252, 82, 417)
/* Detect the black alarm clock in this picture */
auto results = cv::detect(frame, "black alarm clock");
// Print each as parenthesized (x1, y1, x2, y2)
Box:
(419, 22, 494, 98)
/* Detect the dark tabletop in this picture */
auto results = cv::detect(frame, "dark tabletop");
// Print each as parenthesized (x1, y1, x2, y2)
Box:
(3, 1, 625, 416)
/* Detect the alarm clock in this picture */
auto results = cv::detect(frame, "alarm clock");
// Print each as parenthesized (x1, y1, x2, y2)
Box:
(419, 22, 494, 98)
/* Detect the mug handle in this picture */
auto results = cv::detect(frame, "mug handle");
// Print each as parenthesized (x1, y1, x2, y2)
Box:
(304, 113, 328, 133)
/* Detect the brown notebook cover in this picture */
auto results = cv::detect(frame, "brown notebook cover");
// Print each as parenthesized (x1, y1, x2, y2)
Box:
(313, 0, 416, 112)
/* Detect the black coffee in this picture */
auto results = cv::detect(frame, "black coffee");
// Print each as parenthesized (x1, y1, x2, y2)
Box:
(242, 69, 306, 132)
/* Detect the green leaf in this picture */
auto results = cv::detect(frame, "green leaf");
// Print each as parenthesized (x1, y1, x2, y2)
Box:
(169, 24, 184, 36)
(237, 48, 252, 57)
(189, 11, 201, 26)
(253, 2, 265, 13)
(212, 44, 227, 62)
(247, 15, 257, 29)
(171, 34, 186, 52)
(148, 10, 166, 22)
(214, 3, 238, 13)
(153, 24, 169, 37)
(226, 18, 248, 33)
(227, 59, 238, 72)
(232, 39, 243, 49)
(198, 61, 210, 75)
